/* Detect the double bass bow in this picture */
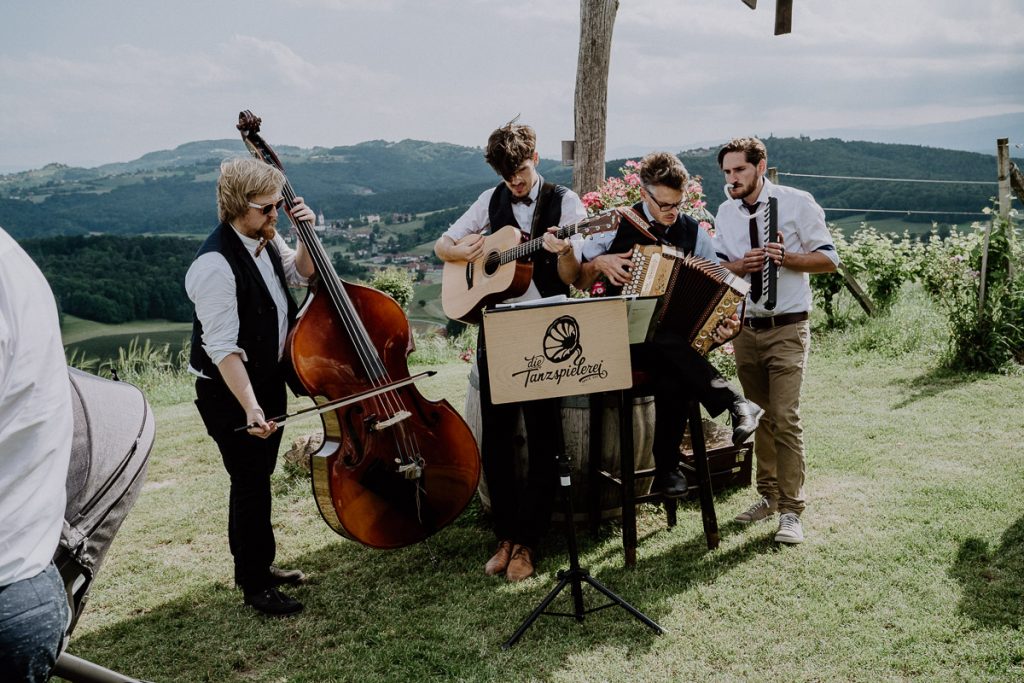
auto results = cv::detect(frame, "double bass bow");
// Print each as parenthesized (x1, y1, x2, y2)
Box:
(237, 110, 480, 549)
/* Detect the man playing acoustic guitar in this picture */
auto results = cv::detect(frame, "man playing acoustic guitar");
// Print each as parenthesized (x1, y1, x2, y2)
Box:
(434, 121, 585, 582)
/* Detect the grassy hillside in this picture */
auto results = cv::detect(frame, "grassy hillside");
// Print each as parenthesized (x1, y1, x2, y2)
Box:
(57, 287, 1024, 682)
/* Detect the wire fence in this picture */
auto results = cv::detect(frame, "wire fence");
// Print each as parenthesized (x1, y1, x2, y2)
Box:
(775, 170, 998, 219)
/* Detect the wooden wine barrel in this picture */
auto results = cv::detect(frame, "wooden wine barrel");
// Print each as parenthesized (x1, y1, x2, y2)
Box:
(465, 362, 656, 524)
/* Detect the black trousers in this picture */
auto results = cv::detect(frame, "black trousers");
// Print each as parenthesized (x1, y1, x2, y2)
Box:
(195, 375, 287, 595)
(476, 338, 559, 551)
(640, 332, 741, 474)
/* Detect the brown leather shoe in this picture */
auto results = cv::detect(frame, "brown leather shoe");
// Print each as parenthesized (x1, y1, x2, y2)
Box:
(484, 540, 513, 576)
(505, 544, 535, 582)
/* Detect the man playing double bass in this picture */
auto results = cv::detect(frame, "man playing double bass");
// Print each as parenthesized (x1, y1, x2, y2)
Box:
(186, 157, 315, 616)
(434, 121, 585, 582)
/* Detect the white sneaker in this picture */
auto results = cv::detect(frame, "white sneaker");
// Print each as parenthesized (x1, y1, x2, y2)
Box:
(735, 496, 777, 523)
(774, 512, 804, 544)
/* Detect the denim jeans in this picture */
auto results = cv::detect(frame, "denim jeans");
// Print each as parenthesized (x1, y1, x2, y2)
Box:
(0, 562, 68, 682)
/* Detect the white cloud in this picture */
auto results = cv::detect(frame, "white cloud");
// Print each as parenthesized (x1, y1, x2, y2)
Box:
(0, 0, 1021, 168)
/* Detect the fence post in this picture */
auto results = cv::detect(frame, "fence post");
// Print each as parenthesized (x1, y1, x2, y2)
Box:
(979, 138, 1010, 309)
(767, 167, 778, 184)
(997, 138, 1011, 220)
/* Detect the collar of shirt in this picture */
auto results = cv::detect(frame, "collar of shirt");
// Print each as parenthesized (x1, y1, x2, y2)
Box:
(725, 176, 775, 217)
(511, 175, 542, 233)
(230, 223, 266, 258)
(640, 201, 675, 240)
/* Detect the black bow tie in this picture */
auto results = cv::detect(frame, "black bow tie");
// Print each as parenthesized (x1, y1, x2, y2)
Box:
(511, 195, 533, 206)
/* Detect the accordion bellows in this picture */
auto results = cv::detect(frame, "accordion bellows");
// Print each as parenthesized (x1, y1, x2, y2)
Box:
(623, 245, 750, 355)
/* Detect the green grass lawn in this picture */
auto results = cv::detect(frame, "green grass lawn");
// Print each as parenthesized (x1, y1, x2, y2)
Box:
(58, 291, 1024, 682)
(61, 315, 191, 345)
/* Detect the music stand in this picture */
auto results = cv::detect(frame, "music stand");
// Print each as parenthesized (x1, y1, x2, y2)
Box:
(481, 299, 665, 648)
(501, 442, 666, 648)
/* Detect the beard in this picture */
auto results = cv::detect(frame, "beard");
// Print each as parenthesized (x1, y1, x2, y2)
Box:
(254, 220, 277, 257)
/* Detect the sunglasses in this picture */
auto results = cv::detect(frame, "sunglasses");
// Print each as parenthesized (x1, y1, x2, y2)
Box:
(247, 198, 285, 215)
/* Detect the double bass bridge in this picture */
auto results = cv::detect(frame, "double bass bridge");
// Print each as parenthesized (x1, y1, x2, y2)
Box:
(371, 409, 411, 431)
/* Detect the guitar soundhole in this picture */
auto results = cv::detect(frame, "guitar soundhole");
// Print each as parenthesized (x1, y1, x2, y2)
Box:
(483, 251, 501, 277)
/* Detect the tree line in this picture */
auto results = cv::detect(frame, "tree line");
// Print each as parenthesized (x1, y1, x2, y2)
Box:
(21, 235, 200, 324)
(2, 137, 1003, 240)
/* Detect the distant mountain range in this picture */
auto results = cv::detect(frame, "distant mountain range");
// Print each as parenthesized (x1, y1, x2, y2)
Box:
(0, 133, 1011, 240)
(607, 112, 1024, 160)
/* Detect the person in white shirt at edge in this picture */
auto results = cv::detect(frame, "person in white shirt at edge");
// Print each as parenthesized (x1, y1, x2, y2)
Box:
(185, 158, 315, 616)
(0, 227, 73, 682)
(712, 137, 839, 545)
(434, 121, 583, 583)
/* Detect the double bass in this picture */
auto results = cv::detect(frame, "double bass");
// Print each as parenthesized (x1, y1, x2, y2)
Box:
(237, 111, 480, 549)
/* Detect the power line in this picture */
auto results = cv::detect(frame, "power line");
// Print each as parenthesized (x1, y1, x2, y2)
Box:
(823, 207, 988, 216)
(779, 171, 996, 186)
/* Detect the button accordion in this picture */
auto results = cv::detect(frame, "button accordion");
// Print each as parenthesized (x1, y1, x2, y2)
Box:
(622, 244, 750, 355)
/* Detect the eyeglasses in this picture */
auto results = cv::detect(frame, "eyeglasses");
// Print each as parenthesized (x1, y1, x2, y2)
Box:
(247, 198, 285, 215)
(644, 187, 684, 212)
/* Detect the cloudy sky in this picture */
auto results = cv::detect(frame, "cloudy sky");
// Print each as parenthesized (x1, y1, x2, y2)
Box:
(2, 0, 1022, 171)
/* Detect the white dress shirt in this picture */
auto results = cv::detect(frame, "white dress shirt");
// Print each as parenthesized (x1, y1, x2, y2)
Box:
(712, 177, 839, 317)
(185, 228, 308, 375)
(0, 227, 73, 586)
(443, 177, 587, 303)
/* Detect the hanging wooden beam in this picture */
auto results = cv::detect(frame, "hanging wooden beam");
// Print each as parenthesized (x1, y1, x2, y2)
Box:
(775, 0, 793, 35)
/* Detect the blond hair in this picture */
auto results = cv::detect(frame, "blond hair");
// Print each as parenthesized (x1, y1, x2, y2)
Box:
(216, 157, 285, 223)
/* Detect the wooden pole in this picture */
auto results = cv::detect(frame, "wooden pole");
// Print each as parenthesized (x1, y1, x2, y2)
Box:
(767, 166, 778, 184)
(997, 138, 1011, 220)
(775, 0, 793, 35)
(573, 0, 619, 198)
(978, 138, 1008, 310)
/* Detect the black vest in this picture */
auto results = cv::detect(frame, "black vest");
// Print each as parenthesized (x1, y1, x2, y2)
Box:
(189, 223, 299, 390)
(603, 201, 701, 296)
(487, 179, 570, 298)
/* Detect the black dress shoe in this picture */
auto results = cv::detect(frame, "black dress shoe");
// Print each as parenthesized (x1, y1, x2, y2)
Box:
(654, 468, 689, 499)
(269, 565, 307, 587)
(244, 587, 304, 617)
(731, 399, 764, 446)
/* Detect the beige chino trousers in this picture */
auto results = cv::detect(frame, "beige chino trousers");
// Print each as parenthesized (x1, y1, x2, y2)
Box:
(732, 320, 811, 515)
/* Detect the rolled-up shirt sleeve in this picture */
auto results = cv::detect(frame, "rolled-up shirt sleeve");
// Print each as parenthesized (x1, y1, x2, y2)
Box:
(797, 200, 840, 266)
(185, 252, 246, 368)
(443, 190, 493, 243)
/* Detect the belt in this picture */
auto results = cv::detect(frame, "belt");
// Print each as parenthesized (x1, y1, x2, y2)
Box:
(744, 311, 809, 330)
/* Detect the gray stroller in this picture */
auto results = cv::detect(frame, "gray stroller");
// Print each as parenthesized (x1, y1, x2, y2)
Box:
(50, 368, 155, 683)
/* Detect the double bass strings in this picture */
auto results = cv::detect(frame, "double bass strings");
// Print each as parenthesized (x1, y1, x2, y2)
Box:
(282, 184, 424, 484)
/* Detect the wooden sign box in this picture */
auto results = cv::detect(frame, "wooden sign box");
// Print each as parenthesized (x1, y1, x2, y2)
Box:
(481, 298, 631, 405)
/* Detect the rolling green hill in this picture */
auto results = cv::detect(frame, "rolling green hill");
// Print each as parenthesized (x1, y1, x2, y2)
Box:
(0, 137, 1004, 240)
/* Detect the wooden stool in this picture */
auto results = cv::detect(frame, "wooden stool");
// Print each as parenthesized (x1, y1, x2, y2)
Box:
(590, 375, 721, 567)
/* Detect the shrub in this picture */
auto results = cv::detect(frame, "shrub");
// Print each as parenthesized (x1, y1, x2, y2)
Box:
(369, 267, 415, 309)
(918, 208, 1023, 372)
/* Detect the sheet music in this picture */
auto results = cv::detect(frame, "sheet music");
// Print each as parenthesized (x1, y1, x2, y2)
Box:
(625, 297, 658, 344)
(493, 294, 568, 309)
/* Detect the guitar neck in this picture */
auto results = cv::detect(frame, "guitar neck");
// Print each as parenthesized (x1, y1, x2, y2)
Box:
(499, 221, 587, 265)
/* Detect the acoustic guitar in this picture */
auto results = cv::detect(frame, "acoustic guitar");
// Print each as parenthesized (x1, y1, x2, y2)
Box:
(441, 210, 621, 324)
